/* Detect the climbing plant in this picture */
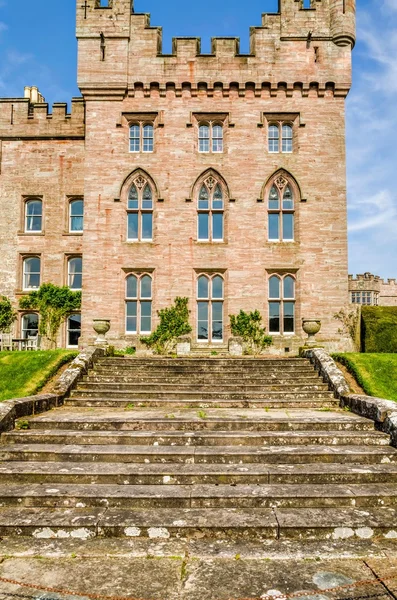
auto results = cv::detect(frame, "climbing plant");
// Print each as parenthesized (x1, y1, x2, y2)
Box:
(0, 296, 17, 333)
(230, 309, 272, 355)
(141, 297, 192, 355)
(19, 283, 81, 348)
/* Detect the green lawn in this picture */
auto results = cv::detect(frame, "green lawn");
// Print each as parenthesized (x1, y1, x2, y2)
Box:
(0, 350, 78, 402)
(333, 353, 397, 401)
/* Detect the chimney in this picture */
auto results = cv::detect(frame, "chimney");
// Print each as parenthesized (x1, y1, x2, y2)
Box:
(24, 86, 46, 103)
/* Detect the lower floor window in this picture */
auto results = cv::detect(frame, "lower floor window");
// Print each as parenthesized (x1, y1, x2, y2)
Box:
(197, 274, 224, 342)
(125, 274, 152, 334)
(67, 314, 81, 347)
(22, 313, 39, 338)
(268, 274, 295, 334)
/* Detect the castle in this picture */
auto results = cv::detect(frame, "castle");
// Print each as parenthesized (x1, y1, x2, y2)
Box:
(0, 0, 356, 353)
(349, 273, 397, 307)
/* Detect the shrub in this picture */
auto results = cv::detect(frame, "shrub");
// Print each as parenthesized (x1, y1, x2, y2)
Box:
(229, 310, 272, 355)
(19, 283, 81, 349)
(141, 297, 192, 355)
(0, 296, 17, 333)
(361, 306, 397, 353)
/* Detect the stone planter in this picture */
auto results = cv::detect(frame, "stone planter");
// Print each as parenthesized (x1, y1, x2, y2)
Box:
(228, 337, 243, 356)
(302, 318, 321, 347)
(176, 336, 191, 356)
(93, 319, 111, 346)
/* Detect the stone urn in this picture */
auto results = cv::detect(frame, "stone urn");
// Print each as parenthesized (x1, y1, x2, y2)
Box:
(93, 319, 111, 346)
(302, 318, 321, 346)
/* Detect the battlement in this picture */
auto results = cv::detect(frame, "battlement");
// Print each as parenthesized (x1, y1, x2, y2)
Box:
(0, 97, 85, 139)
(76, 0, 355, 98)
(349, 273, 397, 288)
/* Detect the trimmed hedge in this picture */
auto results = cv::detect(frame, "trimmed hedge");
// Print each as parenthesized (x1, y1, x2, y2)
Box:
(361, 306, 397, 353)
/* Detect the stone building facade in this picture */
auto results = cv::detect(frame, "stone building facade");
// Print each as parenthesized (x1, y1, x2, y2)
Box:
(349, 273, 397, 307)
(0, 0, 355, 353)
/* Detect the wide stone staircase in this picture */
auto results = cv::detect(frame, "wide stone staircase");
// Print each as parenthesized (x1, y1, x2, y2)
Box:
(0, 356, 397, 542)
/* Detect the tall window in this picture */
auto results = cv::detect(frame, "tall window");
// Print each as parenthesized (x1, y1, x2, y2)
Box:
(125, 274, 152, 334)
(197, 274, 224, 342)
(23, 257, 40, 290)
(268, 123, 293, 153)
(268, 175, 294, 241)
(127, 175, 154, 241)
(197, 175, 224, 242)
(25, 199, 42, 232)
(129, 123, 154, 153)
(67, 314, 81, 347)
(69, 199, 84, 232)
(68, 257, 83, 290)
(22, 313, 39, 338)
(199, 123, 223, 153)
(269, 275, 295, 334)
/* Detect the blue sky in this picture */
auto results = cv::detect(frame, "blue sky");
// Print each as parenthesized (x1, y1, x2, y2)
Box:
(0, 0, 396, 279)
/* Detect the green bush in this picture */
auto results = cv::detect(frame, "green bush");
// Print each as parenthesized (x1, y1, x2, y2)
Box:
(229, 310, 272, 355)
(361, 306, 397, 353)
(141, 297, 192, 355)
(0, 296, 17, 333)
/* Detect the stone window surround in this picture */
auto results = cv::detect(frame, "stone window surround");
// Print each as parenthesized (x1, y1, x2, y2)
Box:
(120, 112, 162, 154)
(259, 112, 303, 154)
(68, 197, 84, 235)
(268, 272, 297, 336)
(20, 253, 41, 293)
(65, 254, 83, 291)
(124, 272, 153, 336)
(192, 169, 229, 244)
(126, 173, 155, 243)
(195, 270, 226, 344)
(262, 170, 301, 244)
(19, 195, 44, 236)
(190, 112, 231, 155)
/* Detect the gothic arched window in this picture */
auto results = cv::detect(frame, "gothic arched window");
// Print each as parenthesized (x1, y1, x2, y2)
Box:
(125, 273, 152, 334)
(268, 274, 295, 334)
(197, 175, 225, 242)
(127, 175, 154, 241)
(268, 175, 295, 241)
(197, 274, 224, 342)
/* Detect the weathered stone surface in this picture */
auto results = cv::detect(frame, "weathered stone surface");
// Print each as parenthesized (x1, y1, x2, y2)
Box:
(53, 346, 105, 396)
(303, 348, 350, 397)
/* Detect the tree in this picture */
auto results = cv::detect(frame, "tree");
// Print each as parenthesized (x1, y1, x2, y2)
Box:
(141, 297, 192, 355)
(0, 296, 17, 333)
(19, 283, 81, 348)
(230, 309, 272, 355)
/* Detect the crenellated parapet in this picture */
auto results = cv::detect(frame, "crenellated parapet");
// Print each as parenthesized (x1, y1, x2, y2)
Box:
(0, 98, 85, 140)
(76, 0, 355, 99)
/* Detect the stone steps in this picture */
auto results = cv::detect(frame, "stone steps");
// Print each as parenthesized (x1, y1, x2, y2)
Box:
(0, 483, 396, 509)
(2, 461, 397, 485)
(0, 506, 397, 541)
(77, 383, 330, 392)
(65, 397, 339, 409)
(1, 443, 395, 464)
(2, 429, 389, 447)
(84, 374, 322, 384)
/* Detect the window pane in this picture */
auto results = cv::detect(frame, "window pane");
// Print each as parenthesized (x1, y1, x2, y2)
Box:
(198, 213, 209, 240)
(140, 301, 152, 332)
(212, 276, 223, 299)
(127, 213, 138, 240)
(22, 313, 39, 338)
(70, 200, 84, 232)
(284, 302, 295, 333)
(268, 213, 279, 240)
(68, 257, 83, 290)
(197, 301, 209, 340)
(143, 125, 154, 152)
(26, 201, 42, 232)
(268, 125, 279, 152)
(282, 186, 293, 210)
(130, 125, 140, 152)
(212, 184, 223, 209)
(128, 185, 139, 209)
(284, 276, 295, 299)
(282, 125, 293, 153)
(126, 275, 138, 298)
(269, 276, 280, 299)
(126, 301, 137, 333)
(198, 276, 209, 299)
(269, 302, 280, 333)
(68, 314, 81, 347)
(282, 213, 294, 240)
(142, 185, 153, 209)
(142, 213, 153, 240)
(199, 125, 210, 152)
(268, 186, 279, 210)
(212, 213, 223, 241)
(212, 302, 223, 341)
(24, 257, 40, 289)
(198, 186, 209, 210)
(140, 275, 152, 299)
(71, 216, 83, 232)
(282, 138, 293, 153)
(212, 125, 223, 152)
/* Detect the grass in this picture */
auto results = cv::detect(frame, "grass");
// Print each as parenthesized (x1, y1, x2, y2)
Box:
(0, 350, 77, 402)
(332, 353, 397, 402)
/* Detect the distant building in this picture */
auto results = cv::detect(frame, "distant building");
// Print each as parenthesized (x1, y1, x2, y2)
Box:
(348, 273, 397, 307)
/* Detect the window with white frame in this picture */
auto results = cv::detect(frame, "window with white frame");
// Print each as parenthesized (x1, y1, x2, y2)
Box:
(197, 274, 224, 342)
(22, 313, 39, 338)
(129, 123, 154, 153)
(268, 274, 295, 334)
(197, 175, 225, 242)
(268, 175, 295, 241)
(23, 256, 41, 290)
(68, 257, 83, 290)
(69, 199, 84, 232)
(268, 122, 293, 153)
(67, 314, 81, 347)
(198, 122, 223, 153)
(351, 291, 374, 305)
(125, 274, 152, 334)
(127, 175, 154, 241)
(25, 199, 42, 233)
